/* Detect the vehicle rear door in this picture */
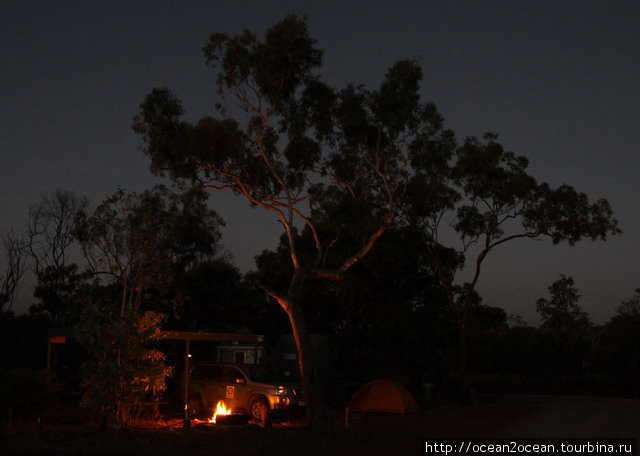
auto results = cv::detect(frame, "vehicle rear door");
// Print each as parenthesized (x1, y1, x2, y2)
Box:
(190, 365, 223, 409)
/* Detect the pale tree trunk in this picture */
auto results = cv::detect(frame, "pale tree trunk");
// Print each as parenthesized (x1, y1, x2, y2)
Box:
(268, 265, 328, 428)
(279, 295, 327, 428)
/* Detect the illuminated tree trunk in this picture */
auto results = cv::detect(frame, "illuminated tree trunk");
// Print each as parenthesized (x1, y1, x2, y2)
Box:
(280, 296, 326, 427)
(272, 268, 327, 428)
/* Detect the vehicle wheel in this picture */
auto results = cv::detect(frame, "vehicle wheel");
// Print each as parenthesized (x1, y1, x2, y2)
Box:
(186, 395, 202, 418)
(249, 397, 269, 423)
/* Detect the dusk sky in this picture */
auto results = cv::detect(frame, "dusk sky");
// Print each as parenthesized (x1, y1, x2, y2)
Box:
(2, 1, 638, 324)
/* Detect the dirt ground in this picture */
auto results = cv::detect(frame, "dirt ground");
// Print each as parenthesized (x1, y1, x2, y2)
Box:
(3, 395, 640, 455)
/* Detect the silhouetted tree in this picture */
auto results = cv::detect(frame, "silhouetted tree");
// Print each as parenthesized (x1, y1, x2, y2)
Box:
(26, 190, 87, 326)
(73, 186, 221, 427)
(536, 274, 592, 375)
(133, 16, 452, 427)
(0, 230, 27, 313)
(404, 133, 620, 394)
(537, 275, 590, 334)
(595, 288, 640, 394)
(29, 264, 89, 327)
(170, 258, 262, 332)
(74, 185, 223, 313)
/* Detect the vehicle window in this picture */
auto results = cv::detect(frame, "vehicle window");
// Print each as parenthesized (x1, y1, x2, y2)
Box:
(243, 366, 276, 383)
(210, 366, 224, 382)
(221, 367, 244, 384)
(191, 365, 204, 381)
(191, 365, 223, 381)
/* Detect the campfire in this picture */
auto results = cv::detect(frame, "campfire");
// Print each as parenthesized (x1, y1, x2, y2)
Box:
(191, 400, 247, 426)
(208, 401, 231, 424)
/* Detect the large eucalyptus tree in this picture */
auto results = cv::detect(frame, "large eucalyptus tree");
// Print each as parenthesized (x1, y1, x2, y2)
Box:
(133, 16, 452, 426)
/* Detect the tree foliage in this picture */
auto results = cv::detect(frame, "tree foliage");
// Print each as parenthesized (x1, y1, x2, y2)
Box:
(536, 274, 591, 374)
(536, 274, 590, 333)
(593, 288, 640, 393)
(404, 132, 620, 390)
(407, 133, 620, 295)
(76, 304, 171, 426)
(73, 186, 222, 426)
(170, 258, 262, 332)
(74, 185, 223, 314)
(29, 263, 88, 327)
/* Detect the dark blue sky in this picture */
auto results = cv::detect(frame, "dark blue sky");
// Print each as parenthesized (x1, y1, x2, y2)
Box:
(2, 1, 639, 324)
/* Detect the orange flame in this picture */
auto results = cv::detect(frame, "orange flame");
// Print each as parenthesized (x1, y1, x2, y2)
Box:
(208, 401, 231, 424)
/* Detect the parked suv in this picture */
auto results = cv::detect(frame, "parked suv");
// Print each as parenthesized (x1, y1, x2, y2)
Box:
(186, 363, 303, 422)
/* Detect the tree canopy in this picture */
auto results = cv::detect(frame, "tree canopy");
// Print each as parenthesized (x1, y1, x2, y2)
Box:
(403, 132, 620, 391)
(72, 185, 223, 427)
(132, 14, 622, 421)
(133, 15, 454, 426)
(74, 185, 223, 312)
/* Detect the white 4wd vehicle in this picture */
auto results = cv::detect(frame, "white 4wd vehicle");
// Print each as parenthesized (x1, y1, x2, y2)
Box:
(186, 363, 303, 422)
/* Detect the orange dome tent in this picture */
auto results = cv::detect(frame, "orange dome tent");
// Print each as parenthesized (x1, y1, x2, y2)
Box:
(348, 379, 418, 413)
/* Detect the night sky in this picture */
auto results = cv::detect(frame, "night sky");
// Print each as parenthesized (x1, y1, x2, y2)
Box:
(2, 1, 639, 324)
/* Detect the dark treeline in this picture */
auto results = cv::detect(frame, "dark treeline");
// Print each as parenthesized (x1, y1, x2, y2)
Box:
(1, 188, 638, 409)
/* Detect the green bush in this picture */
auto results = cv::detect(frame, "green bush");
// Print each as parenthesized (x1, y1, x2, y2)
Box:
(76, 305, 172, 427)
